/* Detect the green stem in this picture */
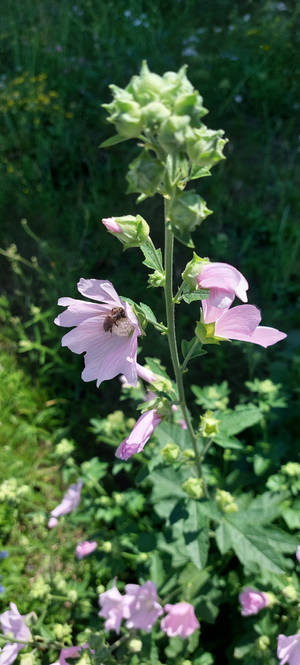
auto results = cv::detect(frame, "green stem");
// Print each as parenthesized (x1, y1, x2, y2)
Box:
(163, 206, 203, 483)
(181, 338, 201, 372)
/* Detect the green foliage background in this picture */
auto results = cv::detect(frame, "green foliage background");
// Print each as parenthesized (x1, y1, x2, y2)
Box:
(0, 1, 299, 664)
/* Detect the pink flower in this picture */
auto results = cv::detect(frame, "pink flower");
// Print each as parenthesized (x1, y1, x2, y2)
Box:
(125, 581, 163, 632)
(239, 587, 269, 616)
(0, 603, 31, 665)
(196, 261, 248, 312)
(102, 217, 122, 233)
(179, 419, 187, 430)
(115, 409, 161, 460)
(277, 633, 300, 665)
(202, 300, 286, 348)
(98, 585, 131, 633)
(55, 279, 141, 387)
(161, 602, 200, 638)
(59, 643, 93, 665)
(75, 541, 97, 559)
(136, 363, 157, 384)
(48, 480, 82, 528)
(296, 546, 300, 563)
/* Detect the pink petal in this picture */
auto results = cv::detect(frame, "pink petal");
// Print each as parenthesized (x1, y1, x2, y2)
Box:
(214, 305, 261, 339)
(0, 643, 21, 665)
(277, 634, 300, 665)
(81, 327, 138, 387)
(206, 287, 235, 310)
(102, 218, 122, 233)
(77, 278, 121, 306)
(197, 262, 248, 302)
(236, 325, 287, 348)
(115, 409, 161, 460)
(61, 316, 106, 354)
(55, 298, 107, 328)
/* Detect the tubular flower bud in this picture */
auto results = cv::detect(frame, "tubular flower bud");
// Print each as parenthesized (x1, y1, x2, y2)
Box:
(102, 214, 149, 249)
(182, 253, 210, 290)
(169, 191, 212, 243)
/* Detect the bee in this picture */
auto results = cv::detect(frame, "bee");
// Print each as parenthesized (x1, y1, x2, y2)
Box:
(103, 306, 126, 333)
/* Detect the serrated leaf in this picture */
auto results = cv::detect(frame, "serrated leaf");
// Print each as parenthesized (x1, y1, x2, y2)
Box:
(217, 404, 262, 436)
(190, 165, 212, 180)
(151, 466, 186, 503)
(100, 134, 129, 148)
(140, 241, 163, 272)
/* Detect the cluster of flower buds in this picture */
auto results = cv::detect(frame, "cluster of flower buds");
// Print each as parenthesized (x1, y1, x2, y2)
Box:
(102, 62, 227, 245)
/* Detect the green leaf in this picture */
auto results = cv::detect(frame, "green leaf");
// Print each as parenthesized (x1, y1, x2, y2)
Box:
(140, 240, 163, 272)
(138, 302, 158, 324)
(212, 435, 243, 450)
(179, 563, 210, 597)
(182, 290, 209, 303)
(100, 134, 129, 148)
(151, 466, 186, 503)
(149, 551, 165, 587)
(217, 404, 262, 436)
(190, 165, 212, 180)
(183, 500, 210, 569)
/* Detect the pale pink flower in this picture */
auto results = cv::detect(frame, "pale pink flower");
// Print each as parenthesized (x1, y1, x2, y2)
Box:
(161, 602, 200, 638)
(115, 409, 161, 460)
(48, 480, 82, 528)
(202, 300, 286, 348)
(296, 546, 300, 563)
(136, 363, 157, 384)
(239, 587, 269, 616)
(102, 217, 122, 233)
(196, 261, 248, 311)
(0, 603, 31, 665)
(277, 633, 300, 665)
(125, 581, 163, 632)
(75, 540, 97, 559)
(55, 279, 141, 387)
(179, 419, 187, 430)
(98, 585, 131, 633)
(59, 643, 93, 665)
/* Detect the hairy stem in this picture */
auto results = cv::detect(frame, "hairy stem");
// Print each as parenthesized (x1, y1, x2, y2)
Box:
(163, 205, 204, 483)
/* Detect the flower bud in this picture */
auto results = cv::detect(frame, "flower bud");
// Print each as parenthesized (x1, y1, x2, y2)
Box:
(216, 489, 238, 513)
(128, 61, 165, 104)
(141, 101, 170, 125)
(103, 86, 143, 138)
(186, 126, 227, 170)
(68, 589, 78, 603)
(148, 269, 166, 288)
(182, 448, 195, 460)
(169, 191, 212, 240)
(282, 585, 298, 601)
(158, 114, 193, 153)
(102, 214, 149, 249)
(128, 638, 143, 653)
(96, 584, 105, 594)
(282, 462, 300, 477)
(200, 411, 220, 438)
(127, 151, 165, 199)
(20, 654, 36, 665)
(256, 635, 270, 652)
(182, 252, 210, 290)
(55, 438, 75, 458)
(264, 592, 277, 607)
(161, 442, 180, 463)
(30, 575, 50, 599)
(53, 623, 72, 641)
(101, 541, 112, 553)
(182, 477, 204, 499)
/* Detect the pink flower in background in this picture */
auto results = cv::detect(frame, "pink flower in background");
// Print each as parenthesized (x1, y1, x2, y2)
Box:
(296, 546, 300, 563)
(202, 300, 286, 348)
(55, 279, 141, 387)
(125, 581, 163, 632)
(115, 409, 161, 460)
(161, 602, 200, 638)
(0, 603, 31, 665)
(48, 480, 82, 528)
(136, 363, 157, 384)
(98, 584, 131, 633)
(277, 633, 300, 665)
(197, 261, 248, 316)
(239, 587, 269, 616)
(59, 643, 93, 665)
(179, 419, 187, 430)
(75, 541, 97, 559)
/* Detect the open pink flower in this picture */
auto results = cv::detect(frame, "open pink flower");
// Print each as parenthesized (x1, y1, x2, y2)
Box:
(0, 603, 31, 665)
(115, 409, 161, 460)
(277, 633, 300, 665)
(98, 585, 131, 633)
(59, 643, 93, 665)
(75, 540, 97, 559)
(202, 300, 286, 348)
(48, 480, 82, 528)
(196, 261, 248, 313)
(55, 279, 141, 387)
(161, 602, 200, 638)
(125, 581, 163, 632)
(239, 587, 269, 616)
